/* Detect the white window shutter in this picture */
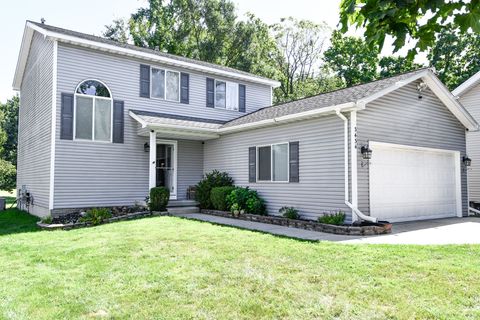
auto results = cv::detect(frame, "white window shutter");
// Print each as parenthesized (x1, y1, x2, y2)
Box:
(226, 82, 239, 111)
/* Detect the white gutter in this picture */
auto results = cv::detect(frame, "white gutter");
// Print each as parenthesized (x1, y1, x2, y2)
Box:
(469, 207, 480, 216)
(335, 109, 378, 223)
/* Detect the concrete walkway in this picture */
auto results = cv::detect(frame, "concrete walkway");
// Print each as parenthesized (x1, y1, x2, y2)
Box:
(173, 213, 480, 244)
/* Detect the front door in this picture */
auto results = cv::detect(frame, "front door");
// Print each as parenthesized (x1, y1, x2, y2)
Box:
(156, 143, 176, 198)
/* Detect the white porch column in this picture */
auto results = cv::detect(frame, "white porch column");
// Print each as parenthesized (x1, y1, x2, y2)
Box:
(149, 130, 157, 190)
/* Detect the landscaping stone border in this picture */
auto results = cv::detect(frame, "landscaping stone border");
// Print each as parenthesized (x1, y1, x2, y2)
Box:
(37, 211, 168, 230)
(201, 210, 392, 235)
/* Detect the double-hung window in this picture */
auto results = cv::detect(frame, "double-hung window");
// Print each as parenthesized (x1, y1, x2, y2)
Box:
(257, 143, 289, 182)
(74, 80, 112, 142)
(215, 80, 239, 111)
(151, 68, 180, 102)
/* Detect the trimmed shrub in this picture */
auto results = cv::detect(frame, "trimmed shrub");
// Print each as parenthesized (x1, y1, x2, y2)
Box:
(80, 208, 112, 225)
(195, 170, 234, 209)
(149, 187, 170, 211)
(279, 206, 299, 219)
(210, 186, 236, 211)
(226, 187, 266, 215)
(318, 211, 346, 225)
(0, 159, 16, 192)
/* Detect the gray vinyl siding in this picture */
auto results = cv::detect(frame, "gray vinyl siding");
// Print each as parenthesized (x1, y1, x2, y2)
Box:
(16, 32, 54, 216)
(204, 116, 349, 220)
(357, 81, 468, 216)
(458, 83, 480, 203)
(52, 43, 269, 209)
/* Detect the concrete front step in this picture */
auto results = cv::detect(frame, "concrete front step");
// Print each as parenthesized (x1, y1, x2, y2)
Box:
(167, 206, 199, 214)
(167, 200, 199, 207)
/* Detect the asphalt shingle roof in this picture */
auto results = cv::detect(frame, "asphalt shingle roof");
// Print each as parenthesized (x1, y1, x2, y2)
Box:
(28, 21, 276, 84)
(222, 68, 429, 128)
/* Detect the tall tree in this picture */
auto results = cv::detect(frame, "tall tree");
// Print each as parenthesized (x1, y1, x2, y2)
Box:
(103, 18, 130, 44)
(0, 95, 19, 165)
(339, 0, 480, 59)
(323, 31, 378, 87)
(379, 56, 424, 78)
(271, 17, 330, 101)
(427, 25, 480, 90)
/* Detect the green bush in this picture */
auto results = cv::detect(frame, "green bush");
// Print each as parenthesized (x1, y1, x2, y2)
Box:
(210, 186, 236, 211)
(226, 187, 266, 215)
(195, 170, 234, 209)
(80, 208, 112, 225)
(41, 215, 53, 224)
(279, 206, 299, 219)
(318, 211, 346, 225)
(149, 187, 170, 211)
(0, 159, 16, 192)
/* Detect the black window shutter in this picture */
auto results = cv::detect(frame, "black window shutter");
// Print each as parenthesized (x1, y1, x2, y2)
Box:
(248, 146, 256, 183)
(289, 141, 299, 182)
(140, 64, 150, 98)
(180, 73, 189, 104)
(206, 78, 214, 108)
(112, 100, 124, 143)
(60, 93, 74, 140)
(239, 84, 246, 113)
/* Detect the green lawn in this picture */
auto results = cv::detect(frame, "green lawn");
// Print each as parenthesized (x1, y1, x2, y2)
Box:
(0, 209, 479, 319)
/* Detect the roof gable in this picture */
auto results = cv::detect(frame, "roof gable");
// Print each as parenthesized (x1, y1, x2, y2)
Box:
(13, 21, 280, 90)
(452, 70, 480, 97)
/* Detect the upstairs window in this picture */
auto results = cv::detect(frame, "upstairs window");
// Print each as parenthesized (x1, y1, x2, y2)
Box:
(151, 68, 180, 102)
(74, 80, 112, 142)
(215, 80, 238, 111)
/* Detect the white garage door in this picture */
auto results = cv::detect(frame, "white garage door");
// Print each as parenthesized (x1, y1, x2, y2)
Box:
(369, 142, 461, 222)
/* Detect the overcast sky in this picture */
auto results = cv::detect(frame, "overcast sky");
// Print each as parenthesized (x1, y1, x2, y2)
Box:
(0, 0, 419, 103)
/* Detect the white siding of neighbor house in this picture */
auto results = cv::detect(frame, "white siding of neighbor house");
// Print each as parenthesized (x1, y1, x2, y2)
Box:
(204, 116, 349, 220)
(16, 32, 54, 216)
(458, 83, 480, 203)
(53, 43, 268, 209)
(357, 81, 468, 216)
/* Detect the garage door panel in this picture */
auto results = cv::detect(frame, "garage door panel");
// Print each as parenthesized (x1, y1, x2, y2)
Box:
(370, 144, 459, 222)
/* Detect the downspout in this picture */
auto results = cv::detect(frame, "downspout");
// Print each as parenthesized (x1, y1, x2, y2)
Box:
(336, 109, 378, 223)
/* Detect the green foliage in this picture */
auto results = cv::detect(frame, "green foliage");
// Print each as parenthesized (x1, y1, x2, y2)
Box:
(279, 206, 299, 220)
(41, 216, 53, 224)
(210, 186, 236, 211)
(318, 211, 346, 225)
(378, 56, 424, 79)
(226, 187, 266, 215)
(0, 159, 16, 192)
(0, 95, 19, 165)
(80, 208, 112, 225)
(339, 0, 480, 59)
(149, 187, 170, 211)
(323, 31, 379, 87)
(195, 170, 234, 209)
(103, 18, 130, 43)
(427, 24, 480, 90)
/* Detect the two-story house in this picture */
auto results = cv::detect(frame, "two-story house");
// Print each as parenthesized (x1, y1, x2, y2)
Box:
(13, 21, 478, 223)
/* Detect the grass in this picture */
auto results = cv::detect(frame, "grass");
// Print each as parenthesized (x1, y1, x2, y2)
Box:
(0, 208, 479, 319)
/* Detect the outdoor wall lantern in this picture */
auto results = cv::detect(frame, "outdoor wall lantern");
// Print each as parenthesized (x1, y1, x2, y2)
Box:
(463, 156, 472, 167)
(361, 145, 372, 160)
(144, 142, 150, 153)
(417, 81, 428, 99)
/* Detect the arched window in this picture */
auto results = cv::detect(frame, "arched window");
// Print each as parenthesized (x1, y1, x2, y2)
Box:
(74, 80, 112, 142)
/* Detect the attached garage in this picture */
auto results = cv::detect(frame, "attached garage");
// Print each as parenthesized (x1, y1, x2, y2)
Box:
(369, 142, 462, 222)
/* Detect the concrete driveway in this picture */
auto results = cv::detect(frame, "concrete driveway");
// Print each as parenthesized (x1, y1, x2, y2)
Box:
(342, 217, 480, 245)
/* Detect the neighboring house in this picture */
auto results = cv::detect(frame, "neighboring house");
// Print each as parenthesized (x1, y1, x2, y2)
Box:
(13, 21, 478, 223)
(453, 71, 480, 208)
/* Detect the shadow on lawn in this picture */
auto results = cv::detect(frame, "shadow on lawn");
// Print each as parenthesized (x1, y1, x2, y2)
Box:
(0, 208, 40, 236)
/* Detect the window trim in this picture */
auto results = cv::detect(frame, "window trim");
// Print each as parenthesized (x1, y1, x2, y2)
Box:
(212, 79, 241, 112)
(73, 79, 113, 143)
(150, 66, 181, 103)
(256, 142, 290, 183)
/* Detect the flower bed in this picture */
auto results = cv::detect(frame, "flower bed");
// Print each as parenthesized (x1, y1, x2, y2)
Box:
(201, 209, 392, 236)
(37, 209, 168, 230)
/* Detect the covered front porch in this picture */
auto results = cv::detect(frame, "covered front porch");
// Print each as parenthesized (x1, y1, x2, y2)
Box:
(129, 109, 223, 201)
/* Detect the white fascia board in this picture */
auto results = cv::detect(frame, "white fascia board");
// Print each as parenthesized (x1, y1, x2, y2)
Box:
(129, 111, 148, 128)
(422, 74, 479, 131)
(12, 24, 35, 90)
(25, 22, 280, 88)
(218, 102, 358, 134)
(357, 70, 428, 106)
(452, 70, 480, 97)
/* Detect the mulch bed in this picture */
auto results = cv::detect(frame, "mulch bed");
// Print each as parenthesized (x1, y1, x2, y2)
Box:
(201, 209, 392, 236)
